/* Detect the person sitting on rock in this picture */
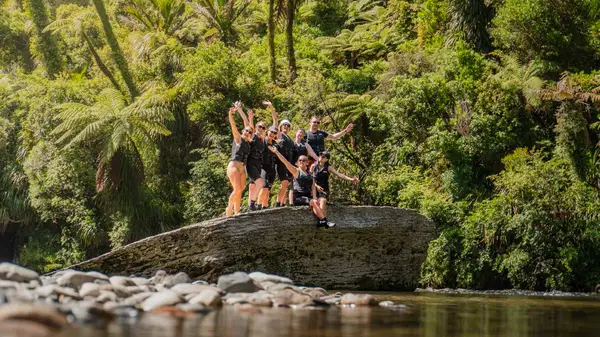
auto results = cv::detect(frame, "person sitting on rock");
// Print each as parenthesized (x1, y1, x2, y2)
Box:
(267, 146, 334, 228)
(312, 151, 359, 219)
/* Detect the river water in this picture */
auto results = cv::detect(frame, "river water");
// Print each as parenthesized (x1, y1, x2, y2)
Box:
(63, 292, 600, 337)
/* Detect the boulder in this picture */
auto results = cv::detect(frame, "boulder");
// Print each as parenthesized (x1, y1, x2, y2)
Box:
(0, 263, 39, 283)
(217, 272, 260, 293)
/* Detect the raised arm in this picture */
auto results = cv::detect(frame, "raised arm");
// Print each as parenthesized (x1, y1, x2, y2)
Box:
(268, 146, 299, 178)
(247, 109, 255, 130)
(264, 101, 278, 128)
(228, 108, 242, 144)
(305, 143, 319, 161)
(330, 166, 359, 184)
(326, 123, 354, 140)
(235, 101, 250, 128)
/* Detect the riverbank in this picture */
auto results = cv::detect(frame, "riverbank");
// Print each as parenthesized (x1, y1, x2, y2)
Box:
(0, 262, 402, 337)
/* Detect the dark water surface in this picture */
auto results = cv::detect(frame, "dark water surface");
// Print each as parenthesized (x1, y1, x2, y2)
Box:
(63, 292, 600, 337)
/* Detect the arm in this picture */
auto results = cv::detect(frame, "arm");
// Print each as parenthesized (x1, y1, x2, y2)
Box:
(326, 123, 354, 140)
(305, 143, 319, 161)
(268, 147, 299, 178)
(228, 108, 241, 144)
(330, 166, 359, 184)
(247, 109, 255, 130)
(235, 101, 250, 128)
(264, 101, 278, 128)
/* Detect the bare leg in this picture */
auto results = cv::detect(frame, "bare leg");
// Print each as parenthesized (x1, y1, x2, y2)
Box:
(277, 180, 289, 205)
(259, 188, 270, 207)
(288, 190, 293, 206)
(319, 198, 327, 218)
(248, 183, 255, 208)
(250, 178, 264, 202)
(309, 199, 325, 219)
(234, 170, 247, 215)
(226, 164, 241, 217)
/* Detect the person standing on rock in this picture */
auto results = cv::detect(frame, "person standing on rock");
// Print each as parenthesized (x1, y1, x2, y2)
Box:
(312, 151, 359, 218)
(267, 147, 335, 228)
(258, 125, 279, 210)
(226, 103, 253, 216)
(306, 117, 354, 160)
(275, 119, 295, 207)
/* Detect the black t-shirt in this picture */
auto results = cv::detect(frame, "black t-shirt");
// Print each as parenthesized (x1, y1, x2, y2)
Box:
(313, 162, 330, 192)
(262, 138, 277, 171)
(248, 134, 265, 161)
(292, 142, 307, 164)
(306, 130, 329, 155)
(276, 133, 295, 162)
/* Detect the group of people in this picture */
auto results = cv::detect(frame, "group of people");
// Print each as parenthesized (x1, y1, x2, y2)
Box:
(226, 101, 358, 228)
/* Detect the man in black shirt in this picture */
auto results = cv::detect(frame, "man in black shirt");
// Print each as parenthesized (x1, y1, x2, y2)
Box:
(306, 117, 354, 156)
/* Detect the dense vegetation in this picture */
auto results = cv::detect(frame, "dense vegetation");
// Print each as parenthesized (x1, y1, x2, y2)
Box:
(2, 0, 600, 291)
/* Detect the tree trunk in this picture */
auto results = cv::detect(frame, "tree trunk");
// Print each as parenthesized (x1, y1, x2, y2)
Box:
(82, 32, 122, 93)
(91, 0, 138, 100)
(25, 0, 63, 79)
(285, 0, 297, 83)
(267, 0, 276, 83)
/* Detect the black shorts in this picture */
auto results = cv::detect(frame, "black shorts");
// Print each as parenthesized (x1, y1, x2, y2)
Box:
(247, 159, 262, 183)
(317, 190, 329, 199)
(261, 168, 276, 189)
(293, 196, 311, 206)
(276, 161, 293, 182)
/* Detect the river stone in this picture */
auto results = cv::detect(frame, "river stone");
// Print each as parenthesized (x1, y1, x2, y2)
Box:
(140, 291, 182, 312)
(112, 306, 139, 318)
(79, 283, 100, 297)
(109, 276, 136, 287)
(0, 280, 20, 290)
(192, 280, 209, 285)
(55, 287, 82, 300)
(149, 270, 167, 285)
(70, 302, 115, 323)
(0, 263, 39, 283)
(217, 272, 260, 293)
(161, 272, 192, 288)
(85, 271, 109, 281)
(0, 304, 68, 330)
(320, 295, 341, 305)
(272, 289, 313, 307)
(301, 288, 328, 299)
(131, 277, 150, 286)
(188, 290, 222, 307)
(96, 291, 118, 303)
(171, 283, 221, 296)
(122, 292, 154, 306)
(176, 303, 210, 313)
(57, 271, 103, 289)
(248, 272, 293, 285)
(264, 282, 300, 293)
(340, 293, 378, 306)
(247, 291, 273, 307)
(0, 320, 54, 337)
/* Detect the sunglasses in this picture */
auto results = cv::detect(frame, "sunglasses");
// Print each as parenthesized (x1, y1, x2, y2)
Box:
(257, 125, 266, 130)
(311, 121, 320, 124)
(282, 124, 291, 128)
(242, 129, 252, 134)
(298, 159, 308, 162)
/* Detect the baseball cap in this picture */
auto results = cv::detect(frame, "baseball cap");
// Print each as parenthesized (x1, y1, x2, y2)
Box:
(279, 119, 291, 127)
(320, 151, 331, 159)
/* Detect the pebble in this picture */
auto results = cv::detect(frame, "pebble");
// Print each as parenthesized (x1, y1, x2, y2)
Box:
(0, 263, 40, 283)
(141, 291, 183, 312)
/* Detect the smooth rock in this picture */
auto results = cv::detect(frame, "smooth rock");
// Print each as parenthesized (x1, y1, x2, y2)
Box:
(217, 272, 260, 293)
(149, 270, 167, 285)
(340, 293, 378, 306)
(96, 291, 118, 303)
(0, 304, 68, 329)
(103, 284, 131, 298)
(161, 272, 191, 288)
(248, 272, 293, 285)
(247, 291, 273, 307)
(272, 289, 313, 307)
(265, 283, 300, 292)
(27, 280, 42, 289)
(122, 292, 154, 306)
(140, 291, 182, 312)
(126, 286, 143, 295)
(57, 271, 103, 289)
(176, 303, 210, 313)
(0, 263, 39, 283)
(35, 285, 57, 298)
(0, 320, 53, 337)
(55, 287, 82, 300)
(192, 280, 209, 285)
(79, 283, 100, 297)
(188, 290, 222, 307)
(70, 302, 115, 323)
(131, 277, 150, 286)
(0, 280, 19, 290)
(109, 276, 136, 287)
(85, 271, 109, 281)
(171, 283, 221, 296)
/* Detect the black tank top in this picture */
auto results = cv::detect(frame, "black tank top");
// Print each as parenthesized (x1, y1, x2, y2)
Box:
(262, 138, 276, 171)
(293, 170, 313, 198)
(249, 134, 264, 161)
(277, 133, 295, 162)
(313, 162, 330, 191)
(230, 139, 250, 163)
(293, 142, 307, 164)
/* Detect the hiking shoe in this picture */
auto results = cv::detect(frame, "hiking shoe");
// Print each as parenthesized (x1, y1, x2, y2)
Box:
(325, 222, 336, 228)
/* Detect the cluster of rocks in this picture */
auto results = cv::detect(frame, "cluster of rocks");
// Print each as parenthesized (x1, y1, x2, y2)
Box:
(0, 262, 392, 337)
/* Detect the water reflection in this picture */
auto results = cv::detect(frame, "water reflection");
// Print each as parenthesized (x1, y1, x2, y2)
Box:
(63, 293, 600, 337)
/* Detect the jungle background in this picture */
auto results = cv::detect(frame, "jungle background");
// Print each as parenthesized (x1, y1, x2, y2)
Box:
(2, 0, 600, 291)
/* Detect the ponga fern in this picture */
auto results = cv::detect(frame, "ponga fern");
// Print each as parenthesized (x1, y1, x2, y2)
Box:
(51, 88, 174, 202)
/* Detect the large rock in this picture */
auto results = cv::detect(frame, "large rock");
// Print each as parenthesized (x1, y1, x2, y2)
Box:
(140, 291, 182, 312)
(56, 271, 104, 289)
(67, 206, 435, 290)
(188, 290, 222, 307)
(217, 272, 260, 293)
(0, 263, 39, 283)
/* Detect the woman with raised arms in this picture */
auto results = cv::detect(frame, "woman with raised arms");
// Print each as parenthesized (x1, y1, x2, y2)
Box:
(226, 102, 253, 216)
